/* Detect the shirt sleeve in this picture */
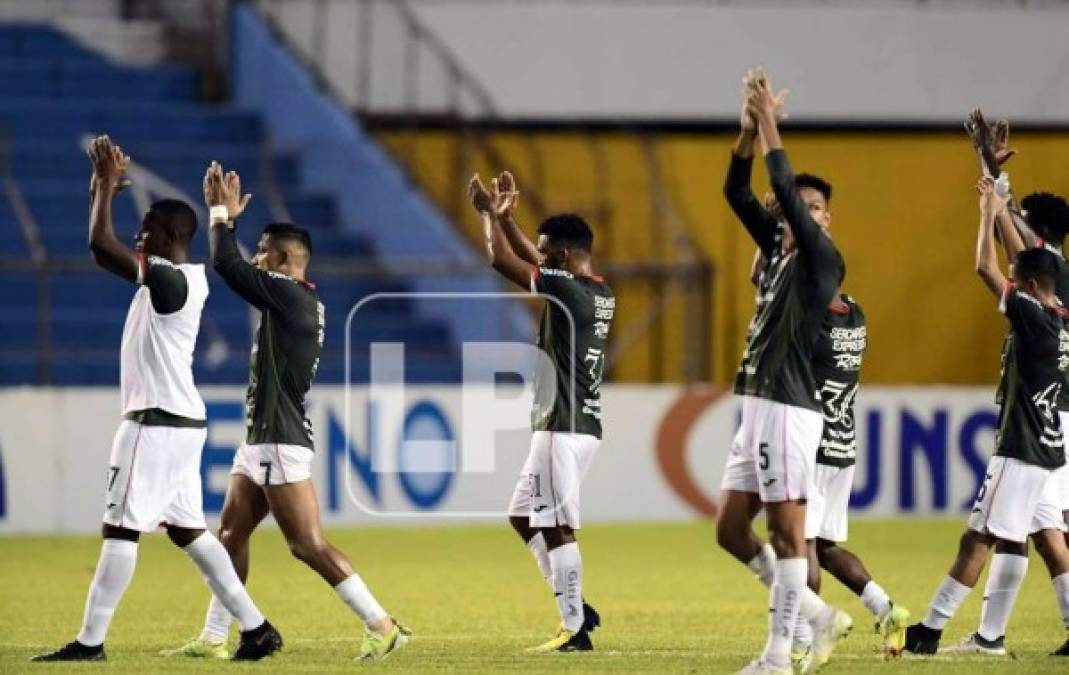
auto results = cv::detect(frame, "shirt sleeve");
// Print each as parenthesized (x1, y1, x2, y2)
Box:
(138, 254, 188, 315)
(210, 223, 304, 314)
(765, 148, 840, 301)
(1000, 284, 1047, 338)
(723, 153, 779, 259)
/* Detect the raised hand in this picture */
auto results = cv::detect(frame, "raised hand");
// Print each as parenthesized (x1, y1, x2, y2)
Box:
(739, 72, 758, 133)
(991, 118, 1016, 165)
(468, 173, 494, 215)
(745, 68, 789, 124)
(87, 135, 130, 198)
(491, 171, 519, 219)
(203, 161, 252, 220)
(965, 108, 1016, 174)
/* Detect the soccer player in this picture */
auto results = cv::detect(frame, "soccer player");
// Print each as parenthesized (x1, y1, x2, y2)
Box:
(749, 204, 911, 666)
(32, 137, 281, 662)
(954, 113, 1069, 656)
(467, 170, 614, 652)
(799, 266, 913, 663)
(715, 70, 851, 675)
(903, 176, 1069, 656)
(162, 162, 409, 661)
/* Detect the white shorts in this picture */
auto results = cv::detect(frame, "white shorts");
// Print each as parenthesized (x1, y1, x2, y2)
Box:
(1058, 412, 1069, 510)
(719, 396, 823, 503)
(103, 420, 207, 532)
(507, 431, 599, 529)
(967, 456, 1066, 543)
(805, 464, 855, 542)
(231, 442, 315, 486)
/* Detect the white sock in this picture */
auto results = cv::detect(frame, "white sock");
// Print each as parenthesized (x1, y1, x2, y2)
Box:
(798, 586, 834, 626)
(860, 580, 893, 620)
(793, 612, 814, 650)
(528, 532, 553, 585)
(747, 543, 776, 587)
(335, 574, 388, 628)
(549, 542, 584, 632)
(923, 576, 972, 630)
(182, 533, 264, 632)
(1053, 571, 1069, 629)
(76, 539, 138, 646)
(978, 553, 1027, 641)
(201, 594, 233, 643)
(761, 557, 806, 668)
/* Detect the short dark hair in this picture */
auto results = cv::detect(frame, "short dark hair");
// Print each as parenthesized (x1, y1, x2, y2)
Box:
(263, 222, 312, 256)
(1013, 246, 1060, 289)
(796, 173, 832, 203)
(147, 199, 197, 245)
(1022, 192, 1069, 244)
(537, 213, 593, 253)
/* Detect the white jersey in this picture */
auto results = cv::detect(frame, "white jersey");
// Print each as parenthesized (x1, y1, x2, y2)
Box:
(119, 257, 208, 420)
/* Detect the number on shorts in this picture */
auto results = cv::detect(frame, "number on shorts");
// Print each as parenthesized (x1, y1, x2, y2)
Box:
(758, 442, 770, 470)
(107, 466, 119, 491)
(260, 461, 273, 485)
(972, 472, 993, 512)
(530, 474, 542, 498)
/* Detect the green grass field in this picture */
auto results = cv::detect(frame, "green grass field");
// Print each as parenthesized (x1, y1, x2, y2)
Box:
(1, 519, 1065, 673)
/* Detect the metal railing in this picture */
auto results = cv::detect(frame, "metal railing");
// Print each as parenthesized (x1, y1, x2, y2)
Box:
(0, 254, 712, 383)
(253, 0, 716, 382)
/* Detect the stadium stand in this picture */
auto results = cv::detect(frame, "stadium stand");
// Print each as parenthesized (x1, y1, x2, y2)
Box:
(0, 22, 462, 385)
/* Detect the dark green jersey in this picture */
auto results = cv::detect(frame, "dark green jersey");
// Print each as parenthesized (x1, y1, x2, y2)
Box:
(995, 285, 1069, 469)
(211, 225, 324, 449)
(813, 295, 866, 467)
(1047, 243, 1069, 411)
(725, 150, 841, 411)
(531, 267, 615, 439)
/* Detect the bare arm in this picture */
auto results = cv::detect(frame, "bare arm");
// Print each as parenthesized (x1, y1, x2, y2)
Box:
(965, 109, 1037, 248)
(994, 206, 1026, 260)
(976, 176, 1009, 299)
(493, 172, 542, 265)
(87, 136, 138, 281)
(469, 174, 536, 289)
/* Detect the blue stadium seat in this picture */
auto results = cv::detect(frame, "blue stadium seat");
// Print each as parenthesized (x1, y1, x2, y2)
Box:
(0, 24, 459, 385)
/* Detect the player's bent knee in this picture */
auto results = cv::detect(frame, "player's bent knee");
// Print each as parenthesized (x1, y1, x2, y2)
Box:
(767, 528, 804, 559)
(715, 521, 743, 555)
(288, 537, 328, 564)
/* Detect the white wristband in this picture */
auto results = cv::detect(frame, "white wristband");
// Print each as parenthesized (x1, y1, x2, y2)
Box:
(210, 205, 230, 224)
(995, 172, 1011, 197)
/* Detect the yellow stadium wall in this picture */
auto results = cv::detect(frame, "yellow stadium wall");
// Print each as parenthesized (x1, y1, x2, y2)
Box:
(373, 128, 1069, 386)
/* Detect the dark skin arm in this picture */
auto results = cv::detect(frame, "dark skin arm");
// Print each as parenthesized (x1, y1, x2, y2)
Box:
(493, 171, 543, 266)
(976, 176, 1010, 299)
(468, 173, 536, 289)
(965, 109, 1037, 249)
(87, 135, 138, 281)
